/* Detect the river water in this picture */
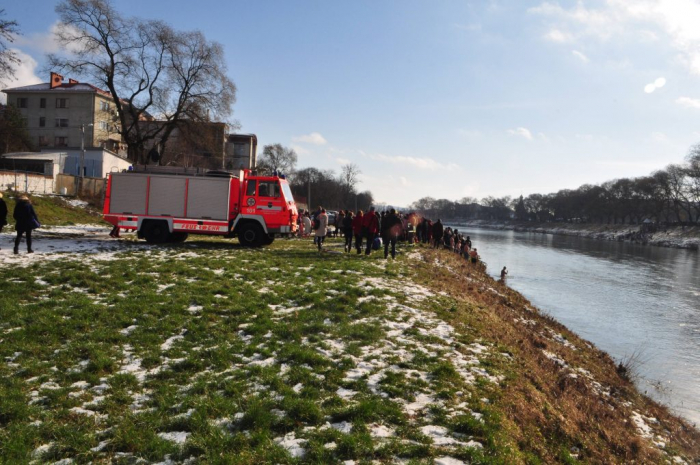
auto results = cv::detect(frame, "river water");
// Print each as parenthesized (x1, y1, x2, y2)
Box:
(446, 226, 700, 426)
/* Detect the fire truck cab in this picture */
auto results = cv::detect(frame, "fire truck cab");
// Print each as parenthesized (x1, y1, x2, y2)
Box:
(103, 166, 298, 247)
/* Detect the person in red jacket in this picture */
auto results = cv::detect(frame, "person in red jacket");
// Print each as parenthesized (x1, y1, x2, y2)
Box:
(362, 206, 380, 256)
(352, 210, 364, 254)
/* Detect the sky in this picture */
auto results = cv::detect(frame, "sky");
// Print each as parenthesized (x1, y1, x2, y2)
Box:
(3, 0, 700, 207)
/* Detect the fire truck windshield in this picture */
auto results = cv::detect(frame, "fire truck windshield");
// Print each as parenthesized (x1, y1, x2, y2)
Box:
(281, 182, 295, 202)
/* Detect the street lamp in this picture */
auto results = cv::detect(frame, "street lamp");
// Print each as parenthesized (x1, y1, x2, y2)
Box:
(80, 123, 93, 192)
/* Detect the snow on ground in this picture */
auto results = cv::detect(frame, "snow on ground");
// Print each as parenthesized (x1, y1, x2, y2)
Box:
(0, 225, 142, 267)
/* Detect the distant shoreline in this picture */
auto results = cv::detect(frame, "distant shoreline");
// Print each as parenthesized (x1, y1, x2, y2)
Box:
(443, 220, 700, 251)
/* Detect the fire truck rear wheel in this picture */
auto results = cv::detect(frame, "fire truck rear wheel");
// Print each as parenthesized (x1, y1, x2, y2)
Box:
(142, 220, 171, 244)
(170, 232, 189, 243)
(238, 223, 264, 247)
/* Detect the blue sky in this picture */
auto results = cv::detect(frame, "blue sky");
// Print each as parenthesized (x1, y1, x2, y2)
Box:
(4, 0, 700, 206)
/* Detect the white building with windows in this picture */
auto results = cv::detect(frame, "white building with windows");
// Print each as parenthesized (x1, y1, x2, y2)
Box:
(2, 72, 126, 155)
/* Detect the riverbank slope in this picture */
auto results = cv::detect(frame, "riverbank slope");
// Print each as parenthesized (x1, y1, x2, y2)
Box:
(0, 227, 698, 463)
(449, 220, 700, 250)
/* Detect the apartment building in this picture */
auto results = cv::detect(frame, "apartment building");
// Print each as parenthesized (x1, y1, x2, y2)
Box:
(2, 72, 125, 154)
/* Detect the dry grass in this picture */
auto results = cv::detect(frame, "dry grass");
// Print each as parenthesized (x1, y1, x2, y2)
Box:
(411, 247, 700, 464)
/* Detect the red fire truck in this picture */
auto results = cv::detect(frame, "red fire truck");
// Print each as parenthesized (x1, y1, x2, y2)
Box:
(103, 166, 298, 247)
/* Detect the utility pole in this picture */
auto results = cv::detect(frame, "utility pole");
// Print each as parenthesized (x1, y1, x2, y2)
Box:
(80, 123, 93, 194)
(307, 176, 311, 212)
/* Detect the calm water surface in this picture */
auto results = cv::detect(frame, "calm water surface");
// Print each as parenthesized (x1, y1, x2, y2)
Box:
(447, 226, 700, 425)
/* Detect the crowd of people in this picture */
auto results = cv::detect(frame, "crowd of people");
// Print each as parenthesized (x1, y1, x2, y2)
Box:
(296, 206, 496, 268)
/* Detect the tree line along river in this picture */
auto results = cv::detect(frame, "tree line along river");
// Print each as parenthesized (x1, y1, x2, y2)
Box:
(446, 225, 700, 427)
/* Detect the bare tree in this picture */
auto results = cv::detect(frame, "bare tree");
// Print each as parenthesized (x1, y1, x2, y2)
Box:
(257, 143, 297, 176)
(0, 9, 20, 85)
(49, 0, 236, 164)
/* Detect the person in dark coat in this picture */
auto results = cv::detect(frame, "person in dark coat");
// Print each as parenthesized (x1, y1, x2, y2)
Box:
(13, 195, 40, 254)
(381, 208, 402, 259)
(342, 210, 354, 252)
(432, 219, 444, 249)
(0, 193, 7, 249)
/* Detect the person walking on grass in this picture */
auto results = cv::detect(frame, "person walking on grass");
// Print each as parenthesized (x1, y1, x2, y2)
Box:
(303, 212, 312, 238)
(381, 208, 402, 259)
(362, 206, 380, 256)
(342, 210, 354, 252)
(432, 219, 443, 249)
(352, 210, 364, 254)
(13, 195, 40, 254)
(0, 193, 7, 250)
(314, 207, 328, 251)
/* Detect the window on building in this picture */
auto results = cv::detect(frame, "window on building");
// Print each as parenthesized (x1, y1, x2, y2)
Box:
(56, 98, 69, 108)
(17, 98, 28, 108)
(55, 118, 69, 128)
(99, 120, 108, 131)
(100, 101, 110, 111)
(39, 117, 46, 127)
(39, 136, 49, 146)
(40, 98, 46, 108)
(55, 136, 68, 147)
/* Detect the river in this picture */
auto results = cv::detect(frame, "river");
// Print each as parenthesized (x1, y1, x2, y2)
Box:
(446, 226, 700, 426)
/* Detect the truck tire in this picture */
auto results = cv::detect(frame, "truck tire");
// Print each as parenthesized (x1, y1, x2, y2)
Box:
(170, 232, 189, 243)
(261, 234, 275, 246)
(142, 220, 171, 244)
(238, 223, 264, 247)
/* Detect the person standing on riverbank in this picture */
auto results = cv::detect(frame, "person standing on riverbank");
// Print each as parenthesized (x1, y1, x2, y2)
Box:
(13, 195, 40, 254)
(0, 193, 7, 249)
(501, 266, 508, 280)
(432, 219, 443, 249)
(381, 208, 402, 259)
(362, 206, 379, 256)
(314, 208, 328, 251)
(342, 210, 354, 252)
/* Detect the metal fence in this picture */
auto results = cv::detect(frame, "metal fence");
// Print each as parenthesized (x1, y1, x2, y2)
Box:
(56, 174, 106, 198)
(0, 170, 55, 194)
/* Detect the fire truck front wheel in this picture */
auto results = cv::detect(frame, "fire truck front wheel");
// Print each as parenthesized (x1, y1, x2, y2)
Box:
(142, 220, 171, 244)
(238, 223, 265, 247)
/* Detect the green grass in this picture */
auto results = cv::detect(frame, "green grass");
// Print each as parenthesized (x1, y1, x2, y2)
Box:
(0, 237, 507, 463)
(3, 230, 697, 463)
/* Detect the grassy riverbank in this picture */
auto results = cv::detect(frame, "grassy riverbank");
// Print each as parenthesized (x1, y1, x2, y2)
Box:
(1, 226, 698, 463)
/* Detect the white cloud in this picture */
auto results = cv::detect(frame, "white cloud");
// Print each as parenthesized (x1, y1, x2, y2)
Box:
(651, 131, 667, 142)
(507, 127, 533, 140)
(14, 21, 84, 55)
(290, 144, 310, 155)
(0, 49, 42, 96)
(399, 176, 410, 187)
(292, 132, 327, 145)
(572, 50, 589, 62)
(368, 152, 459, 171)
(530, 1, 700, 75)
(644, 76, 666, 93)
(336, 157, 351, 165)
(545, 29, 574, 42)
(676, 96, 700, 108)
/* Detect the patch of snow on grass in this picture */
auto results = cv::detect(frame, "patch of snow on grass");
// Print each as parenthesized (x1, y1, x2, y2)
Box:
(273, 432, 307, 458)
(119, 325, 138, 336)
(158, 431, 190, 444)
(161, 330, 186, 351)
